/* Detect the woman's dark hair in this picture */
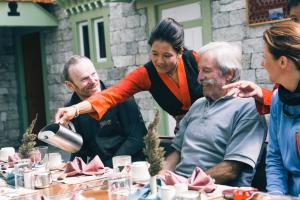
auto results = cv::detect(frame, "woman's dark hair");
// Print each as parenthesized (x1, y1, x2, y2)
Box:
(288, 0, 300, 13)
(148, 18, 185, 53)
(263, 21, 300, 70)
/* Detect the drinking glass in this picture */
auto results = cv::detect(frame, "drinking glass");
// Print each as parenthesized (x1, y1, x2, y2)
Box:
(109, 155, 132, 200)
(112, 155, 132, 175)
(35, 146, 48, 167)
(108, 175, 132, 200)
(14, 159, 32, 189)
(47, 152, 63, 170)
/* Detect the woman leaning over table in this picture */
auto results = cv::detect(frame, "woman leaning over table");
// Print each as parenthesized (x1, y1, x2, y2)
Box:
(55, 18, 202, 129)
(262, 21, 300, 196)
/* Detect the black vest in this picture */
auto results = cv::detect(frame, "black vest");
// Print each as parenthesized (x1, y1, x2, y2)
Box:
(144, 50, 203, 116)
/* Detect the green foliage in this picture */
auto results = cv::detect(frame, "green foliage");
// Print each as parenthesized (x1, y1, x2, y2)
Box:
(18, 115, 38, 159)
(143, 108, 165, 177)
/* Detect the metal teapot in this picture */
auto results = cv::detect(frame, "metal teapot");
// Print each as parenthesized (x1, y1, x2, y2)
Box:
(38, 123, 83, 153)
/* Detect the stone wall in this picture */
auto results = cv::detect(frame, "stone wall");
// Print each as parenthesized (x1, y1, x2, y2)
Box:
(0, 29, 19, 148)
(212, 0, 273, 90)
(105, 2, 155, 124)
(44, 5, 73, 118)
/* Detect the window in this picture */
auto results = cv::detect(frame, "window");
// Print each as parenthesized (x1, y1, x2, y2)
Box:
(94, 18, 107, 62)
(70, 6, 112, 68)
(78, 21, 90, 58)
(160, 1, 205, 51)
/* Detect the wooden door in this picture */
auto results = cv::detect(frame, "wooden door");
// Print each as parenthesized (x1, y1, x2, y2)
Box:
(21, 32, 46, 134)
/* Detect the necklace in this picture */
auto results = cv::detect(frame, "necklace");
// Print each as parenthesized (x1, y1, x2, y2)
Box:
(167, 65, 178, 77)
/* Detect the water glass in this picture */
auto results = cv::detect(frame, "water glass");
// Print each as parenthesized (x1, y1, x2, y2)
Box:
(14, 159, 32, 189)
(108, 175, 132, 200)
(47, 152, 63, 170)
(112, 155, 132, 175)
(109, 155, 132, 200)
(35, 146, 48, 166)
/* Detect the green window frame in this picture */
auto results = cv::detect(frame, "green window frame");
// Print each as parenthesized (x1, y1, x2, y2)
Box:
(69, 7, 113, 69)
(136, 0, 212, 136)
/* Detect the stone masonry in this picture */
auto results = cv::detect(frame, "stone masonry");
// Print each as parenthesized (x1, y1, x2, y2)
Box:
(212, 0, 273, 90)
(107, 2, 155, 124)
(44, 5, 73, 119)
(0, 29, 20, 148)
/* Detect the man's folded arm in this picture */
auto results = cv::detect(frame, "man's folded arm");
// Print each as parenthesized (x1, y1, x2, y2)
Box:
(205, 160, 243, 184)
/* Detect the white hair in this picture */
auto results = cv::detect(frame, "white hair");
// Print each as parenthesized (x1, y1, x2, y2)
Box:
(198, 42, 241, 83)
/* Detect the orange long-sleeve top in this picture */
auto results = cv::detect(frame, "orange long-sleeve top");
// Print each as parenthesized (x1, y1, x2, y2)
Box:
(87, 51, 199, 120)
(255, 84, 279, 115)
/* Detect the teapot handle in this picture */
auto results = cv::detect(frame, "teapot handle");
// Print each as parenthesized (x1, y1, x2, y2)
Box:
(65, 122, 76, 133)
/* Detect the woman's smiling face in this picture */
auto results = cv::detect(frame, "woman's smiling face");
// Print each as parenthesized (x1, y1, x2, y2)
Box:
(150, 40, 181, 74)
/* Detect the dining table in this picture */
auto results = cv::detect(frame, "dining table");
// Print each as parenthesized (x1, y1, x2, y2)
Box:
(37, 179, 109, 200)
(2, 177, 298, 200)
(0, 173, 110, 200)
(2, 168, 296, 200)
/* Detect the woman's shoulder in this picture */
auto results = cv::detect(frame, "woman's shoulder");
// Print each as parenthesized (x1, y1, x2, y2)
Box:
(182, 50, 199, 71)
(182, 50, 197, 58)
(270, 89, 280, 107)
(126, 65, 148, 76)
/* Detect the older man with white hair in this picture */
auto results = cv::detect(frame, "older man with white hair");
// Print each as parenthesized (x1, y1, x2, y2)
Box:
(164, 42, 267, 187)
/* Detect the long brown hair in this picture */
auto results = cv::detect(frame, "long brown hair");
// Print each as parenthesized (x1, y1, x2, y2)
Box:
(263, 21, 300, 70)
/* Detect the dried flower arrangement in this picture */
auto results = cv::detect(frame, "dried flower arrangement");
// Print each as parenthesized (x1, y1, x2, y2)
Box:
(18, 115, 37, 159)
(143, 108, 165, 177)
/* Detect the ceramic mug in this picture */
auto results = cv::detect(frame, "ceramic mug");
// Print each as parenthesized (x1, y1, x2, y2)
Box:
(131, 161, 150, 182)
(0, 147, 15, 162)
(160, 185, 176, 200)
(34, 171, 52, 189)
(180, 190, 200, 200)
(174, 183, 188, 197)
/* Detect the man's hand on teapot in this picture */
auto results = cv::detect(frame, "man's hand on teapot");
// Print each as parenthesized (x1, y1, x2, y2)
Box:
(55, 106, 77, 125)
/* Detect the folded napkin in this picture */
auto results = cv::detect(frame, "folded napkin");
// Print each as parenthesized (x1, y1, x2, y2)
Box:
(64, 156, 107, 177)
(8, 151, 41, 167)
(8, 154, 20, 167)
(161, 167, 215, 193)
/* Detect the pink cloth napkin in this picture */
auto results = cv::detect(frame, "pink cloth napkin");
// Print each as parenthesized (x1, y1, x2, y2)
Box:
(64, 155, 106, 177)
(8, 151, 41, 167)
(161, 167, 216, 193)
(8, 154, 20, 166)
